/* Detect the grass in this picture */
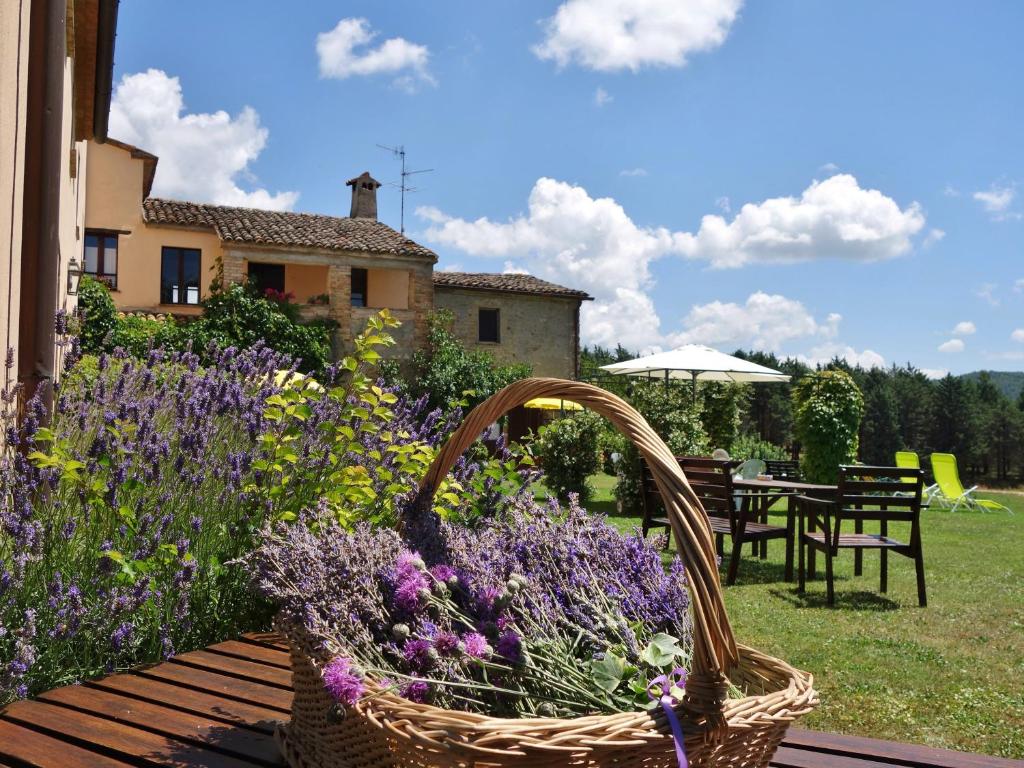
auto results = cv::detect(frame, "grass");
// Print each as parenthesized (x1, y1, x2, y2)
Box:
(553, 473, 1024, 759)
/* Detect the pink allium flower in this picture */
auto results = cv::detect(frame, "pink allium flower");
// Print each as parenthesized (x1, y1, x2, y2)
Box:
(323, 656, 364, 707)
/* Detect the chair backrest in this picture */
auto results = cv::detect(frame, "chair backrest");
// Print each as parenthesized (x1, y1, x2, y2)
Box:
(639, 456, 664, 525)
(765, 459, 800, 481)
(676, 456, 734, 518)
(735, 458, 766, 480)
(829, 465, 924, 548)
(895, 450, 921, 485)
(930, 453, 965, 498)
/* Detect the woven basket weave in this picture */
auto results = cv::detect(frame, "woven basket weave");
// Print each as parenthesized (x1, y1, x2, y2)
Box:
(277, 378, 818, 768)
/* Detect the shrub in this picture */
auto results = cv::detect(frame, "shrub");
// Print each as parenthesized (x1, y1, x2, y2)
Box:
(700, 382, 748, 452)
(792, 369, 864, 483)
(76, 276, 118, 355)
(533, 411, 603, 502)
(614, 381, 708, 514)
(403, 310, 531, 412)
(730, 433, 789, 462)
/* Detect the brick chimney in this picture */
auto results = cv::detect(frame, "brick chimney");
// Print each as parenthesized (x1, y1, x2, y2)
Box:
(346, 172, 381, 219)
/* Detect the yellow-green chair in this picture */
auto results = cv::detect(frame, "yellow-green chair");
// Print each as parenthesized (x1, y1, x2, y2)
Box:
(929, 453, 1012, 513)
(895, 451, 937, 502)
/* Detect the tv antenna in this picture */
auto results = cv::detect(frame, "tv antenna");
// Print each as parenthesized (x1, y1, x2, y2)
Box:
(377, 144, 433, 234)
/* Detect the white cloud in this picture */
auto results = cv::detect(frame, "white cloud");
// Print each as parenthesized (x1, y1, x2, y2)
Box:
(677, 174, 925, 268)
(533, 0, 743, 72)
(620, 167, 648, 177)
(417, 174, 927, 347)
(109, 69, 297, 210)
(973, 182, 1020, 221)
(437, 262, 463, 273)
(502, 261, 530, 275)
(1014, 278, 1024, 293)
(1012, 329, 1024, 343)
(819, 162, 840, 174)
(938, 339, 965, 353)
(975, 283, 999, 306)
(943, 184, 960, 197)
(670, 292, 837, 352)
(920, 368, 949, 380)
(317, 18, 434, 90)
(922, 228, 945, 248)
(593, 86, 613, 106)
(797, 343, 886, 370)
(715, 196, 731, 214)
(952, 321, 976, 336)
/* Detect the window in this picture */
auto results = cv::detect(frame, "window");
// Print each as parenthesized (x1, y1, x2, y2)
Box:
(83, 231, 118, 289)
(160, 247, 201, 305)
(478, 308, 500, 343)
(351, 268, 368, 307)
(247, 262, 285, 293)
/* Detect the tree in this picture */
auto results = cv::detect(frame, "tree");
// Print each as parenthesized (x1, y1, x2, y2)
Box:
(891, 365, 935, 452)
(792, 369, 864, 484)
(700, 382, 747, 452)
(733, 351, 809, 447)
(929, 375, 977, 465)
(533, 411, 604, 502)
(76, 276, 119, 355)
(859, 368, 902, 465)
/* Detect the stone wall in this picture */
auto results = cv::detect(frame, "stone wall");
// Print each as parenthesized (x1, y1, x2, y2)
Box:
(433, 287, 581, 379)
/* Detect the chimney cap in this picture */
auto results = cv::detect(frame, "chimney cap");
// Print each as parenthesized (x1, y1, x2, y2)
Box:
(346, 171, 382, 188)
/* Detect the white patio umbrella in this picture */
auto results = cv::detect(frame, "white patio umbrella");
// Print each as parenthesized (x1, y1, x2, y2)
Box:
(600, 344, 790, 401)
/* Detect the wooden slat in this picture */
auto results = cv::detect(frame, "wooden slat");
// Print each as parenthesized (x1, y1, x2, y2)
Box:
(240, 633, 289, 651)
(1, 700, 262, 768)
(92, 674, 286, 734)
(0, 718, 135, 768)
(171, 651, 293, 689)
(803, 532, 908, 549)
(770, 745, 894, 767)
(139, 663, 293, 713)
(37, 685, 280, 765)
(784, 729, 1024, 768)
(205, 640, 290, 669)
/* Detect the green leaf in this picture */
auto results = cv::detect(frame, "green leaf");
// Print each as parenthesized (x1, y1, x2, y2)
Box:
(591, 652, 627, 693)
(640, 633, 683, 668)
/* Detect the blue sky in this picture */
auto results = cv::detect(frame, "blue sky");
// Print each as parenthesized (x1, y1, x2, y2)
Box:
(111, 1, 1023, 374)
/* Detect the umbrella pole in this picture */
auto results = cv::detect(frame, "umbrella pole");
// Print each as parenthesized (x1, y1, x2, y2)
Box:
(691, 371, 698, 405)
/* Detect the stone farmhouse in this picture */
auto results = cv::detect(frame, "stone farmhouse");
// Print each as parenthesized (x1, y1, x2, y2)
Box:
(83, 139, 591, 378)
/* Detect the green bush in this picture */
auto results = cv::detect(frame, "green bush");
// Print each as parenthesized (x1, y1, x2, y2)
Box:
(792, 369, 864, 483)
(77, 276, 118, 354)
(729, 433, 789, 462)
(615, 381, 708, 514)
(403, 310, 532, 412)
(700, 382, 748, 452)
(534, 411, 604, 502)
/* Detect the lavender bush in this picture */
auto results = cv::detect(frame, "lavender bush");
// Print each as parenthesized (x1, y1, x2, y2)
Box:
(248, 495, 693, 717)
(0, 311, 527, 703)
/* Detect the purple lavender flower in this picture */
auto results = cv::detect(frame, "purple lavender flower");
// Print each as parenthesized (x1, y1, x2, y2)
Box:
(495, 631, 523, 665)
(323, 656, 364, 707)
(433, 631, 461, 657)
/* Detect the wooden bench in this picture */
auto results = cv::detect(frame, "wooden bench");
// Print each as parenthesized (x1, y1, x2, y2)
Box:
(0, 633, 1019, 767)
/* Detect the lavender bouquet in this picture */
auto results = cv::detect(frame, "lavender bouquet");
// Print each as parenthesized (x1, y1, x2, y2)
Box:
(247, 494, 693, 717)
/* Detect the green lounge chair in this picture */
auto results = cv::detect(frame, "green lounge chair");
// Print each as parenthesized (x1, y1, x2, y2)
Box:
(929, 452, 1012, 513)
(895, 451, 937, 502)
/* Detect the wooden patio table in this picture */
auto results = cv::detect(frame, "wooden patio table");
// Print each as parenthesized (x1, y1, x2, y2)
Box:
(732, 477, 837, 580)
(0, 633, 1019, 767)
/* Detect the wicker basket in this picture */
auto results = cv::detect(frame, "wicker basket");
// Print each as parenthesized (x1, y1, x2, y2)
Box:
(277, 378, 818, 768)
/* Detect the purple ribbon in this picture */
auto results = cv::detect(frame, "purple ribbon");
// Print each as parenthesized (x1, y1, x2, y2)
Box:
(647, 668, 688, 768)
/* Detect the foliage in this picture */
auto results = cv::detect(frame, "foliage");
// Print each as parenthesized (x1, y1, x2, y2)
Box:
(249, 494, 693, 717)
(614, 380, 708, 514)
(533, 411, 604, 502)
(700, 382, 748, 452)
(729, 433, 789, 462)
(401, 310, 532, 412)
(792, 369, 864, 484)
(76, 276, 119, 355)
(734, 351, 810, 447)
(166, 284, 333, 373)
(858, 368, 902, 466)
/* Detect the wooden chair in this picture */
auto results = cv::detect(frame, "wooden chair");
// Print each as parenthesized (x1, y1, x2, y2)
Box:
(798, 465, 926, 607)
(765, 459, 801, 482)
(675, 456, 794, 585)
(640, 457, 671, 542)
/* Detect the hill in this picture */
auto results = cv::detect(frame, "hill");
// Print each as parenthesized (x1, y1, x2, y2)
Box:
(960, 370, 1024, 400)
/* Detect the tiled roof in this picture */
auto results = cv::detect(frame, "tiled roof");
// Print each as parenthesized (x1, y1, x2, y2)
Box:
(432, 271, 592, 300)
(142, 198, 437, 260)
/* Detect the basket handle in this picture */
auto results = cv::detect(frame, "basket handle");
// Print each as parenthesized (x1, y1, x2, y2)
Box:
(416, 377, 738, 734)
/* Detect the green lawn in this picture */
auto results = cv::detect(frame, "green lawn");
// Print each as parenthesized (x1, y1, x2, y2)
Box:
(554, 474, 1024, 759)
